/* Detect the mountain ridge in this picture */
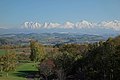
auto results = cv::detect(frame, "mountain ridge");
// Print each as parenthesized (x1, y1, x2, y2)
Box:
(21, 20, 120, 31)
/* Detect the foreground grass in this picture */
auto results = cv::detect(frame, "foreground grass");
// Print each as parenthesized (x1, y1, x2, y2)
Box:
(0, 49, 6, 55)
(0, 63, 38, 80)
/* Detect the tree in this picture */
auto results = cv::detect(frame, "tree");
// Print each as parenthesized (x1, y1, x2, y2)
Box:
(53, 52, 76, 80)
(29, 40, 46, 62)
(0, 50, 17, 76)
(77, 36, 120, 80)
(52, 44, 88, 80)
(38, 59, 56, 80)
(59, 44, 88, 59)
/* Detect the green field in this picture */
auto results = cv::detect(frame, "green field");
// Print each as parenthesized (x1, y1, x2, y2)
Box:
(0, 63, 38, 80)
(0, 49, 6, 55)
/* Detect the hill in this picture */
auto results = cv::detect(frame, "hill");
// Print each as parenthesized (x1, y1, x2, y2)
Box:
(0, 33, 106, 45)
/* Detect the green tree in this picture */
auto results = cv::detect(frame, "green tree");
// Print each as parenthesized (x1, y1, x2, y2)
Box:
(53, 52, 75, 80)
(29, 40, 46, 62)
(0, 50, 17, 76)
(78, 36, 120, 80)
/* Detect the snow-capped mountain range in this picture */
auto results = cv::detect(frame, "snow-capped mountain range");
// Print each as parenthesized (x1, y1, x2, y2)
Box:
(0, 20, 120, 36)
(22, 20, 120, 31)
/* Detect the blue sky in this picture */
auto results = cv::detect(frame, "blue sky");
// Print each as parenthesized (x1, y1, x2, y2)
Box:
(0, 0, 120, 28)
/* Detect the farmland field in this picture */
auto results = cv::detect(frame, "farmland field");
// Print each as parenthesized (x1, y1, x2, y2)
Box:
(0, 48, 30, 55)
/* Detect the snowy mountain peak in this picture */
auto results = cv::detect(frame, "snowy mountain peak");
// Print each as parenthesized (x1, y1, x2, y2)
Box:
(75, 20, 94, 29)
(22, 20, 120, 31)
(100, 20, 120, 31)
(63, 21, 74, 29)
(23, 22, 42, 29)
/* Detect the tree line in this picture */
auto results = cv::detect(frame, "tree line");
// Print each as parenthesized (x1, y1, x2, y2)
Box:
(29, 36, 120, 80)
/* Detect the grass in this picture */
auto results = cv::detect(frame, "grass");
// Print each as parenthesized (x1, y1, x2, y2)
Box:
(0, 49, 6, 55)
(0, 63, 38, 80)
(16, 63, 38, 71)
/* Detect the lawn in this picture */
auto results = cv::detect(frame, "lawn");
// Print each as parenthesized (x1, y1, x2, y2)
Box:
(0, 63, 38, 80)
(0, 49, 6, 55)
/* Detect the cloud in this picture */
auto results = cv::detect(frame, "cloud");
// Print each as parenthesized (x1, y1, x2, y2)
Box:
(22, 20, 120, 31)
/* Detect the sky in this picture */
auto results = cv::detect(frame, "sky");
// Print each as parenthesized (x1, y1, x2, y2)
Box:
(0, 0, 120, 28)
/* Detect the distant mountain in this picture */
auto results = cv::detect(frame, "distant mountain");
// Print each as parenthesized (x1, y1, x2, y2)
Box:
(0, 20, 120, 36)
(22, 20, 120, 31)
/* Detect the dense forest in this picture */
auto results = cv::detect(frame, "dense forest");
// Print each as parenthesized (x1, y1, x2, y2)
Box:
(0, 35, 120, 80)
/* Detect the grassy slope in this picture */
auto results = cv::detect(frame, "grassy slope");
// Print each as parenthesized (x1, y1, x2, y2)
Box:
(0, 63, 38, 80)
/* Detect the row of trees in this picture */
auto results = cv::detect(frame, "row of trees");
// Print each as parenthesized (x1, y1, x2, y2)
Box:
(29, 36, 120, 80)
